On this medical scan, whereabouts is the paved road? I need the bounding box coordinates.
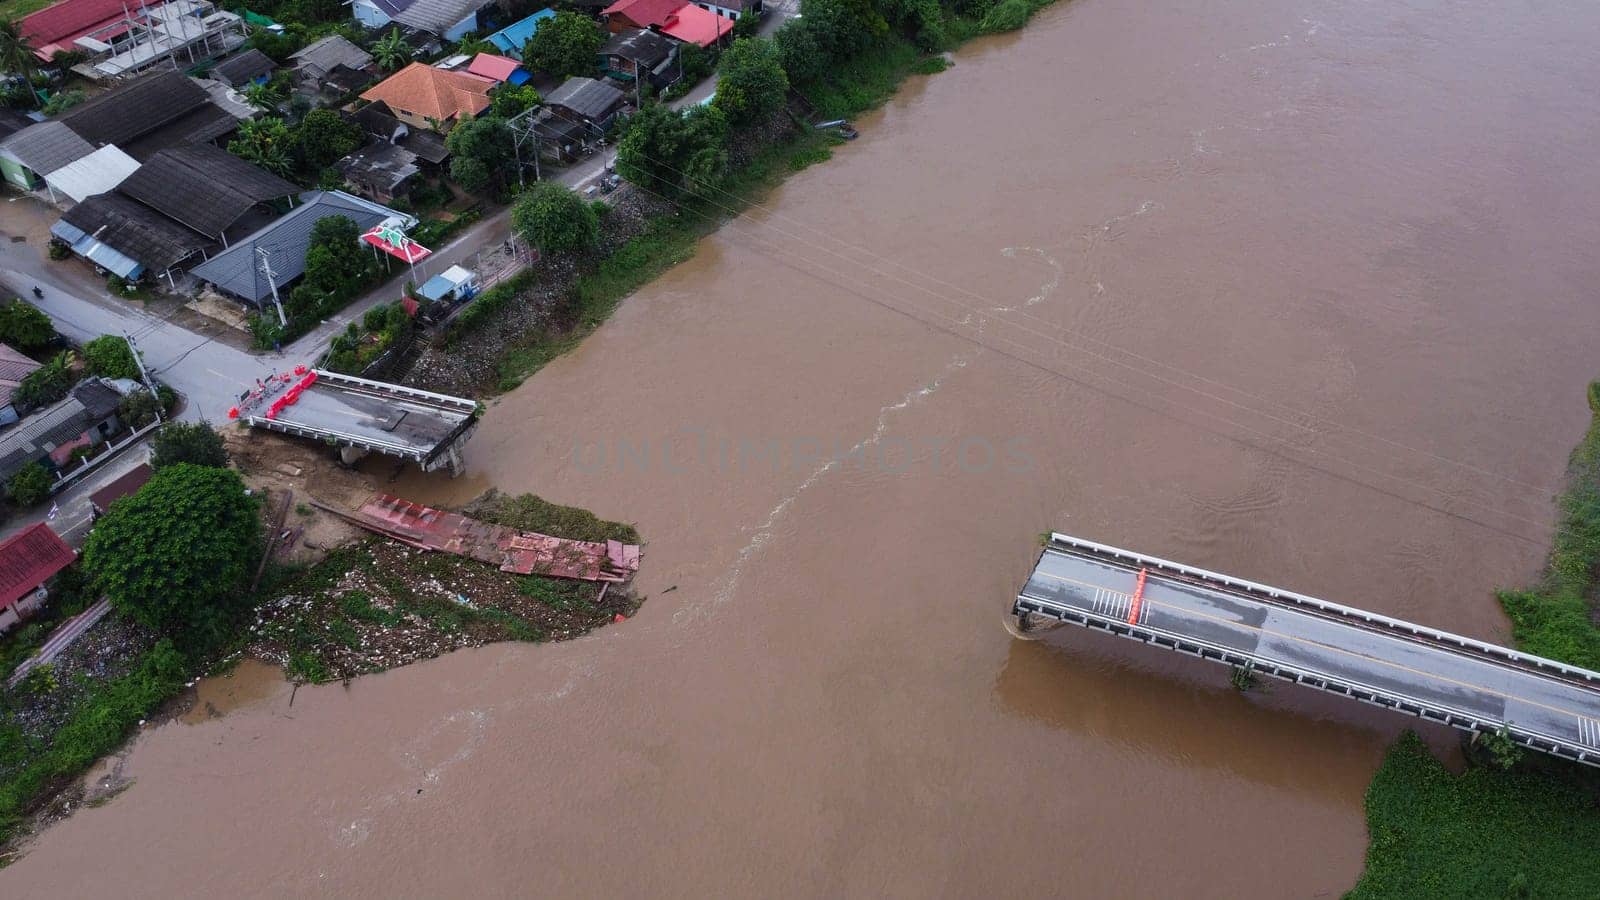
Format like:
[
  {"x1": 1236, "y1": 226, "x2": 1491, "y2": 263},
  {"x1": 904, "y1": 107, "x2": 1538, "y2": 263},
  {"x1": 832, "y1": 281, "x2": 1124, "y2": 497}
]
[{"x1": 1019, "y1": 544, "x2": 1600, "y2": 759}]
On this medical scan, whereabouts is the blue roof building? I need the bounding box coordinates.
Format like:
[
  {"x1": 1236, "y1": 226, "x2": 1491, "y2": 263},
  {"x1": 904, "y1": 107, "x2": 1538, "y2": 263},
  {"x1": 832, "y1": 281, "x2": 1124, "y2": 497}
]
[{"x1": 484, "y1": 9, "x2": 556, "y2": 60}]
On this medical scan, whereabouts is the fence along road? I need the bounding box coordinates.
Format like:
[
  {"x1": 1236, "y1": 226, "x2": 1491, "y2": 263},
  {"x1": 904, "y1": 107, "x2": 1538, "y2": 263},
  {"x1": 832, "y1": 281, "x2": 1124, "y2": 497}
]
[{"x1": 1013, "y1": 533, "x2": 1600, "y2": 766}]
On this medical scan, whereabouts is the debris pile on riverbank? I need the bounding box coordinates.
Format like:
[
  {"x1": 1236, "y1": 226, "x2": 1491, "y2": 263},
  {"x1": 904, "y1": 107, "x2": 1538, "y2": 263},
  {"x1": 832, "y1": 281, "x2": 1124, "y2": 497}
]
[
  {"x1": 404, "y1": 188, "x2": 677, "y2": 395},
  {"x1": 249, "y1": 538, "x2": 639, "y2": 683}
]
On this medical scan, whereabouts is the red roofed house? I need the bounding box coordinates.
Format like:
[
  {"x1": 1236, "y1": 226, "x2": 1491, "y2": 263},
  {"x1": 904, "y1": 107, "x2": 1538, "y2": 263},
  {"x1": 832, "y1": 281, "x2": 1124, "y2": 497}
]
[
  {"x1": 658, "y1": 4, "x2": 733, "y2": 48},
  {"x1": 0, "y1": 523, "x2": 76, "y2": 635},
  {"x1": 601, "y1": 0, "x2": 686, "y2": 33},
  {"x1": 465, "y1": 53, "x2": 530, "y2": 85},
  {"x1": 19, "y1": 0, "x2": 131, "y2": 61},
  {"x1": 360, "y1": 61, "x2": 495, "y2": 132}
]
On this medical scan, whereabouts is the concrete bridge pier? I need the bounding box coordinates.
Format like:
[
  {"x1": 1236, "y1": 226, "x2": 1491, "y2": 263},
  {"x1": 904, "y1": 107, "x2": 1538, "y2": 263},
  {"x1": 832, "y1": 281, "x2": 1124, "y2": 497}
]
[{"x1": 339, "y1": 445, "x2": 370, "y2": 466}]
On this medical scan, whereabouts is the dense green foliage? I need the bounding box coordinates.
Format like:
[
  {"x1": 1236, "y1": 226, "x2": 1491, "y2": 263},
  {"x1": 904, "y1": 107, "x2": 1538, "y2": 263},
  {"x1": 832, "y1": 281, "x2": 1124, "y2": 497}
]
[
  {"x1": 82, "y1": 464, "x2": 260, "y2": 652},
  {"x1": 713, "y1": 38, "x2": 789, "y2": 125},
  {"x1": 150, "y1": 422, "x2": 229, "y2": 470},
  {"x1": 325, "y1": 301, "x2": 413, "y2": 374},
  {"x1": 5, "y1": 461, "x2": 49, "y2": 506},
  {"x1": 472, "y1": 490, "x2": 639, "y2": 544},
  {"x1": 615, "y1": 103, "x2": 729, "y2": 199},
  {"x1": 491, "y1": 83, "x2": 543, "y2": 118},
  {"x1": 12, "y1": 350, "x2": 73, "y2": 409},
  {"x1": 512, "y1": 182, "x2": 599, "y2": 256},
  {"x1": 371, "y1": 27, "x2": 413, "y2": 72},
  {"x1": 446, "y1": 270, "x2": 536, "y2": 340},
  {"x1": 0, "y1": 18, "x2": 39, "y2": 108},
  {"x1": 289, "y1": 215, "x2": 383, "y2": 320},
  {"x1": 1497, "y1": 382, "x2": 1600, "y2": 669},
  {"x1": 290, "y1": 109, "x2": 363, "y2": 173},
  {"x1": 1349, "y1": 732, "x2": 1600, "y2": 898},
  {"x1": 0, "y1": 299, "x2": 55, "y2": 352},
  {"x1": 81, "y1": 335, "x2": 139, "y2": 381},
  {"x1": 0, "y1": 640, "x2": 189, "y2": 844},
  {"x1": 522, "y1": 11, "x2": 603, "y2": 80}
]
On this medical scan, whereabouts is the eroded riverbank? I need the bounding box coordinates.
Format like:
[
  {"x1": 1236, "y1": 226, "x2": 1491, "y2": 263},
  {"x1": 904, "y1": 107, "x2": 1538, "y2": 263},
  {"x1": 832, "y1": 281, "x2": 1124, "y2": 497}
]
[{"x1": 7, "y1": 0, "x2": 1600, "y2": 895}]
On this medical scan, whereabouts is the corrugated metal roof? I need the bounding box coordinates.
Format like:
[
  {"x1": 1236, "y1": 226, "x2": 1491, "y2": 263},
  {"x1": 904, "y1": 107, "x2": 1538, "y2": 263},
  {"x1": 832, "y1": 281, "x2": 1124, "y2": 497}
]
[
  {"x1": 602, "y1": 27, "x2": 674, "y2": 67},
  {"x1": 190, "y1": 191, "x2": 414, "y2": 305},
  {"x1": 0, "y1": 344, "x2": 42, "y2": 411},
  {"x1": 59, "y1": 191, "x2": 211, "y2": 273},
  {"x1": 0, "y1": 393, "x2": 92, "y2": 478},
  {"x1": 290, "y1": 35, "x2": 375, "y2": 77},
  {"x1": 43, "y1": 144, "x2": 140, "y2": 202},
  {"x1": 59, "y1": 70, "x2": 209, "y2": 148},
  {"x1": 485, "y1": 8, "x2": 555, "y2": 57},
  {"x1": 210, "y1": 48, "x2": 277, "y2": 87},
  {"x1": 466, "y1": 53, "x2": 523, "y2": 83},
  {"x1": 546, "y1": 77, "x2": 625, "y2": 122},
  {"x1": 392, "y1": 0, "x2": 482, "y2": 35},
  {"x1": 117, "y1": 143, "x2": 299, "y2": 238},
  {"x1": 0, "y1": 121, "x2": 94, "y2": 175},
  {"x1": 337, "y1": 141, "x2": 420, "y2": 193},
  {"x1": 0, "y1": 524, "x2": 75, "y2": 612}
]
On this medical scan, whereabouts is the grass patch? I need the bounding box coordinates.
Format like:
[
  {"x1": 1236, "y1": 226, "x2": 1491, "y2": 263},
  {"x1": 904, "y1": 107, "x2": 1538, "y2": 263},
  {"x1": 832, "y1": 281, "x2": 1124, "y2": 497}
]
[
  {"x1": 1355, "y1": 383, "x2": 1600, "y2": 895},
  {"x1": 796, "y1": 36, "x2": 926, "y2": 120},
  {"x1": 468, "y1": 490, "x2": 639, "y2": 544},
  {"x1": 516, "y1": 575, "x2": 597, "y2": 613},
  {"x1": 1496, "y1": 381, "x2": 1600, "y2": 669},
  {"x1": 0, "y1": 0, "x2": 52, "y2": 21},
  {"x1": 0, "y1": 641, "x2": 189, "y2": 845},
  {"x1": 1348, "y1": 732, "x2": 1600, "y2": 898}
]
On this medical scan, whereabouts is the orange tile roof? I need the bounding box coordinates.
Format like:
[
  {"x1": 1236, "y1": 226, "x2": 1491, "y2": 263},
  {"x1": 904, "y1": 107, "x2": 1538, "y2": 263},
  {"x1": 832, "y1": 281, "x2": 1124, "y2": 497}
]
[{"x1": 360, "y1": 62, "x2": 494, "y2": 125}]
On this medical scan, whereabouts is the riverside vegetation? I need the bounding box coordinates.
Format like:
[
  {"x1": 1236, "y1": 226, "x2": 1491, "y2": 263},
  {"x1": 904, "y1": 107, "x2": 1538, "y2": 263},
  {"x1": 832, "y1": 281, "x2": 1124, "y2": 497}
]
[{"x1": 1349, "y1": 383, "x2": 1600, "y2": 898}]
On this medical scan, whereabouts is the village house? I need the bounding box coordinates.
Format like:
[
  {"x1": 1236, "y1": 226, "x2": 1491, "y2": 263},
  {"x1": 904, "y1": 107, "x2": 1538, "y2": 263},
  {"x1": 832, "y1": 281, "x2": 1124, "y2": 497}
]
[
  {"x1": 288, "y1": 35, "x2": 378, "y2": 105},
  {"x1": 360, "y1": 62, "x2": 494, "y2": 132},
  {"x1": 208, "y1": 48, "x2": 278, "y2": 89},
  {"x1": 483, "y1": 8, "x2": 555, "y2": 60},
  {"x1": 0, "y1": 378, "x2": 125, "y2": 486},
  {"x1": 466, "y1": 53, "x2": 531, "y2": 86},
  {"x1": 348, "y1": 100, "x2": 451, "y2": 171},
  {"x1": 189, "y1": 190, "x2": 415, "y2": 308},
  {"x1": 544, "y1": 76, "x2": 627, "y2": 133},
  {"x1": 0, "y1": 524, "x2": 76, "y2": 637},
  {"x1": 657, "y1": 4, "x2": 733, "y2": 47},
  {"x1": 601, "y1": 0, "x2": 682, "y2": 32},
  {"x1": 361, "y1": 0, "x2": 495, "y2": 42},
  {"x1": 337, "y1": 142, "x2": 420, "y2": 204},
  {"x1": 599, "y1": 28, "x2": 678, "y2": 90},
  {"x1": 0, "y1": 344, "x2": 43, "y2": 427}
]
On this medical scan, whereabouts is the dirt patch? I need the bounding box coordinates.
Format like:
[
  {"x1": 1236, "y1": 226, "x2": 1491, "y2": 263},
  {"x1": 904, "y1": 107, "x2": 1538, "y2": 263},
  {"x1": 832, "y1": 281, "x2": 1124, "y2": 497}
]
[{"x1": 221, "y1": 426, "x2": 377, "y2": 566}]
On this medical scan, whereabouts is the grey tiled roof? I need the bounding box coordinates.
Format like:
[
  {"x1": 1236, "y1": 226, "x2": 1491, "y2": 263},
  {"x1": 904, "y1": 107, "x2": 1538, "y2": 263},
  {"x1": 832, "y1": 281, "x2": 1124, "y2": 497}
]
[
  {"x1": 117, "y1": 144, "x2": 299, "y2": 238},
  {"x1": 0, "y1": 121, "x2": 93, "y2": 175},
  {"x1": 291, "y1": 36, "x2": 375, "y2": 78},
  {"x1": 601, "y1": 28, "x2": 674, "y2": 68},
  {"x1": 337, "y1": 141, "x2": 420, "y2": 193},
  {"x1": 190, "y1": 191, "x2": 409, "y2": 305}
]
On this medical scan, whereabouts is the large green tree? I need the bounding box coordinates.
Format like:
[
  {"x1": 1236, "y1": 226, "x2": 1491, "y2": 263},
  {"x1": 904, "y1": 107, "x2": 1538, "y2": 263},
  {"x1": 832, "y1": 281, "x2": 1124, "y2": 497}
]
[
  {"x1": 290, "y1": 108, "x2": 363, "y2": 174},
  {"x1": 0, "y1": 299, "x2": 55, "y2": 351},
  {"x1": 616, "y1": 103, "x2": 729, "y2": 199},
  {"x1": 445, "y1": 113, "x2": 514, "y2": 195},
  {"x1": 82, "y1": 464, "x2": 261, "y2": 651},
  {"x1": 712, "y1": 38, "x2": 789, "y2": 126},
  {"x1": 6, "y1": 462, "x2": 50, "y2": 506},
  {"x1": 522, "y1": 11, "x2": 602, "y2": 80},
  {"x1": 13, "y1": 350, "x2": 74, "y2": 409},
  {"x1": 82, "y1": 335, "x2": 140, "y2": 380},
  {"x1": 150, "y1": 422, "x2": 229, "y2": 470},
  {"x1": 512, "y1": 182, "x2": 598, "y2": 256}
]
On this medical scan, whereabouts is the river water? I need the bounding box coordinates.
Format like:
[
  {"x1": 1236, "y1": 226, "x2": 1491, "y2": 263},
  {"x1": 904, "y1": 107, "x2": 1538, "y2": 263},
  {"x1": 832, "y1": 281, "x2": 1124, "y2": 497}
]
[{"x1": 10, "y1": 0, "x2": 1600, "y2": 895}]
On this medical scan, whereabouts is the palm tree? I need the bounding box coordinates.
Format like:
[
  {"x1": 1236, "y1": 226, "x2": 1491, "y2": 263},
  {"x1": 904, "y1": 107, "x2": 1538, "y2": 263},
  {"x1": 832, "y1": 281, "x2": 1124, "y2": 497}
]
[
  {"x1": 0, "y1": 18, "x2": 41, "y2": 107},
  {"x1": 242, "y1": 80, "x2": 283, "y2": 111},
  {"x1": 372, "y1": 28, "x2": 413, "y2": 72}
]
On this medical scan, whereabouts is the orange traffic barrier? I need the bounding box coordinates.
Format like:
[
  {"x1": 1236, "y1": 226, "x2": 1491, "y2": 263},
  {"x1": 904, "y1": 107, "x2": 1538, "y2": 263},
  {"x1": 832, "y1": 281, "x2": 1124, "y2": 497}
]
[{"x1": 1127, "y1": 568, "x2": 1148, "y2": 624}]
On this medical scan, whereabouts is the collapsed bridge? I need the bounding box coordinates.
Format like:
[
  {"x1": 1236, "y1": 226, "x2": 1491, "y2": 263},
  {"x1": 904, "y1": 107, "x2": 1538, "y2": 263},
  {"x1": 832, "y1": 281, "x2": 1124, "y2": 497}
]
[
  {"x1": 1013, "y1": 533, "x2": 1600, "y2": 767},
  {"x1": 234, "y1": 368, "x2": 479, "y2": 476}
]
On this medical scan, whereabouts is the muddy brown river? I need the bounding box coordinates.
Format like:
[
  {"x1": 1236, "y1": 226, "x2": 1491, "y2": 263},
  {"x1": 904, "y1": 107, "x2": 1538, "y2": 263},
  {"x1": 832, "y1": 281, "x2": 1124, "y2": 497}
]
[{"x1": 10, "y1": 0, "x2": 1600, "y2": 895}]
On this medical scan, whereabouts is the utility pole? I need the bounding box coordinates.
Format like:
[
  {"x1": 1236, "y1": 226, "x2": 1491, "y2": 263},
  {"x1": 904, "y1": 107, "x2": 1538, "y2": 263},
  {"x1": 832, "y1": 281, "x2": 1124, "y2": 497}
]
[
  {"x1": 257, "y1": 246, "x2": 286, "y2": 327},
  {"x1": 123, "y1": 330, "x2": 162, "y2": 424}
]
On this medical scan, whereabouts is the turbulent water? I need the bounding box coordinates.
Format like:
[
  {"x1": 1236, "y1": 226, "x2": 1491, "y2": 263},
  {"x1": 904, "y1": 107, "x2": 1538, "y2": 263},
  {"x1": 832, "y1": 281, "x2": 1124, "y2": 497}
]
[{"x1": 10, "y1": 0, "x2": 1600, "y2": 895}]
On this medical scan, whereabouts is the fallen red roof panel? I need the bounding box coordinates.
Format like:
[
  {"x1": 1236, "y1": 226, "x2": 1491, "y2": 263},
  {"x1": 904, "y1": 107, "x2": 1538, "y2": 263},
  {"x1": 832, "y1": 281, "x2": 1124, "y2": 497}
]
[{"x1": 0, "y1": 523, "x2": 76, "y2": 611}]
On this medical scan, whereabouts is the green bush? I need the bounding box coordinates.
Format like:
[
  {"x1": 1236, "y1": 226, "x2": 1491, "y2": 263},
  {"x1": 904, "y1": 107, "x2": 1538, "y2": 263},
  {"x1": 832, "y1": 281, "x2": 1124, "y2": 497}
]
[
  {"x1": 979, "y1": 0, "x2": 1036, "y2": 32},
  {"x1": 82, "y1": 334, "x2": 140, "y2": 380},
  {"x1": 0, "y1": 299, "x2": 56, "y2": 352},
  {"x1": 512, "y1": 182, "x2": 599, "y2": 257},
  {"x1": 150, "y1": 422, "x2": 229, "y2": 470},
  {"x1": 6, "y1": 461, "x2": 51, "y2": 506},
  {"x1": 470, "y1": 489, "x2": 638, "y2": 544}
]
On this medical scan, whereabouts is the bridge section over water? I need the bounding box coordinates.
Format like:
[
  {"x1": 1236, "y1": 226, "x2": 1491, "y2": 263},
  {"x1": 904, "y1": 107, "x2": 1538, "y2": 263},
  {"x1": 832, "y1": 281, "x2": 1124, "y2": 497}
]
[
  {"x1": 1014, "y1": 534, "x2": 1600, "y2": 767},
  {"x1": 240, "y1": 369, "x2": 479, "y2": 475}
]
